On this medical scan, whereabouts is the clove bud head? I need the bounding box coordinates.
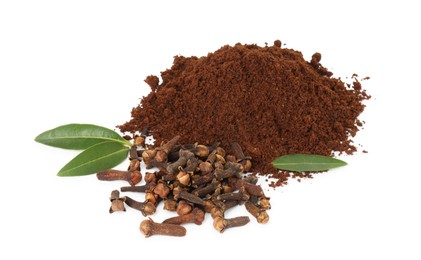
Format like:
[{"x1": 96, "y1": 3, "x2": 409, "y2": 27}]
[
  {"x1": 129, "y1": 170, "x2": 142, "y2": 186},
  {"x1": 257, "y1": 211, "x2": 270, "y2": 224},
  {"x1": 213, "y1": 217, "x2": 225, "y2": 233},
  {"x1": 153, "y1": 181, "x2": 170, "y2": 199},
  {"x1": 177, "y1": 200, "x2": 193, "y2": 216},
  {"x1": 195, "y1": 145, "x2": 209, "y2": 158},
  {"x1": 155, "y1": 150, "x2": 168, "y2": 163},
  {"x1": 164, "y1": 199, "x2": 177, "y2": 211},
  {"x1": 134, "y1": 136, "x2": 146, "y2": 147},
  {"x1": 199, "y1": 161, "x2": 213, "y2": 175},
  {"x1": 143, "y1": 202, "x2": 157, "y2": 216},
  {"x1": 144, "y1": 172, "x2": 157, "y2": 184},
  {"x1": 177, "y1": 171, "x2": 191, "y2": 186},
  {"x1": 240, "y1": 159, "x2": 252, "y2": 172}
]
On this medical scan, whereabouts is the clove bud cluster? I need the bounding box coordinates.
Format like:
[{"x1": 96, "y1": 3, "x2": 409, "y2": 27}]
[{"x1": 101, "y1": 132, "x2": 270, "y2": 237}]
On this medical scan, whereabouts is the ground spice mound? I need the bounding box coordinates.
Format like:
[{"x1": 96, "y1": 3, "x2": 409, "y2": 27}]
[{"x1": 119, "y1": 41, "x2": 369, "y2": 180}]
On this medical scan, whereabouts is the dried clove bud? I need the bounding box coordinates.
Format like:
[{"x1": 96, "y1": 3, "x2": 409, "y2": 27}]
[
  {"x1": 241, "y1": 181, "x2": 265, "y2": 197},
  {"x1": 124, "y1": 196, "x2": 156, "y2": 216},
  {"x1": 217, "y1": 191, "x2": 249, "y2": 202},
  {"x1": 163, "y1": 207, "x2": 205, "y2": 225},
  {"x1": 120, "y1": 184, "x2": 150, "y2": 193},
  {"x1": 210, "y1": 200, "x2": 238, "y2": 219},
  {"x1": 155, "y1": 135, "x2": 180, "y2": 162},
  {"x1": 176, "y1": 190, "x2": 205, "y2": 206},
  {"x1": 167, "y1": 149, "x2": 195, "y2": 174},
  {"x1": 140, "y1": 218, "x2": 186, "y2": 237},
  {"x1": 109, "y1": 190, "x2": 126, "y2": 213},
  {"x1": 213, "y1": 216, "x2": 250, "y2": 233},
  {"x1": 245, "y1": 201, "x2": 269, "y2": 224},
  {"x1": 230, "y1": 142, "x2": 252, "y2": 172},
  {"x1": 97, "y1": 169, "x2": 142, "y2": 186}
]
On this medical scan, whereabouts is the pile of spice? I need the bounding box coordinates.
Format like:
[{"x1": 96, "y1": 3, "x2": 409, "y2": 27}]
[
  {"x1": 119, "y1": 40, "x2": 370, "y2": 185},
  {"x1": 99, "y1": 135, "x2": 270, "y2": 237}
]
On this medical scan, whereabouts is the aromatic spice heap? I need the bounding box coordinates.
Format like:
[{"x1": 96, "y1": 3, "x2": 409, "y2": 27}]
[
  {"x1": 98, "y1": 135, "x2": 270, "y2": 237},
  {"x1": 119, "y1": 40, "x2": 369, "y2": 184}
]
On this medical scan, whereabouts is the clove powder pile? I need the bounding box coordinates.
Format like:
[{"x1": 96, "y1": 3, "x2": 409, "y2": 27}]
[{"x1": 119, "y1": 41, "x2": 369, "y2": 183}]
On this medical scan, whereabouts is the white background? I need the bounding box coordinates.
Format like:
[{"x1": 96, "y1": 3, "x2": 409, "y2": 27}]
[{"x1": 1, "y1": 1, "x2": 420, "y2": 259}]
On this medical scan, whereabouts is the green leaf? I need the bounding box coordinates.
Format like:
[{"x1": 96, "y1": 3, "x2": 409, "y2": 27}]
[
  {"x1": 272, "y1": 154, "x2": 347, "y2": 172},
  {"x1": 57, "y1": 141, "x2": 129, "y2": 176},
  {"x1": 35, "y1": 124, "x2": 131, "y2": 149}
]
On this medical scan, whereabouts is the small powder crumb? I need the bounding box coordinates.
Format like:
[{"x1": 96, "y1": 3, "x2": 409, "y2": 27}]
[
  {"x1": 144, "y1": 75, "x2": 160, "y2": 92},
  {"x1": 274, "y1": 39, "x2": 282, "y2": 48}
]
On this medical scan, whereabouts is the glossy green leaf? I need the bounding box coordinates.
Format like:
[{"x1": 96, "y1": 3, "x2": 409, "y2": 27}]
[
  {"x1": 272, "y1": 154, "x2": 347, "y2": 172},
  {"x1": 35, "y1": 124, "x2": 131, "y2": 149},
  {"x1": 57, "y1": 141, "x2": 129, "y2": 176}
]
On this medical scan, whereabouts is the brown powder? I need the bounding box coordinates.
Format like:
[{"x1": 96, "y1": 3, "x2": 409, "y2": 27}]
[{"x1": 119, "y1": 41, "x2": 369, "y2": 182}]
